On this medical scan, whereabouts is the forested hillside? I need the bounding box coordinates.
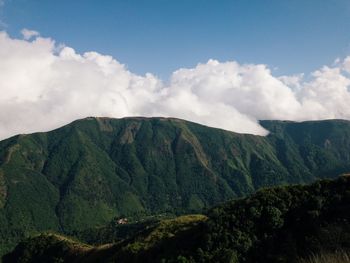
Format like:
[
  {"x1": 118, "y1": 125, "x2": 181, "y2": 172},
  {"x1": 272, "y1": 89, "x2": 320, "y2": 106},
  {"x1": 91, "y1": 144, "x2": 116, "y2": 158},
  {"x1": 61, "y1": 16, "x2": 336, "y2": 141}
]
[
  {"x1": 5, "y1": 176, "x2": 350, "y2": 263},
  {"x1": 1, "y1": 117, "x2": 350, "y2": 256}
]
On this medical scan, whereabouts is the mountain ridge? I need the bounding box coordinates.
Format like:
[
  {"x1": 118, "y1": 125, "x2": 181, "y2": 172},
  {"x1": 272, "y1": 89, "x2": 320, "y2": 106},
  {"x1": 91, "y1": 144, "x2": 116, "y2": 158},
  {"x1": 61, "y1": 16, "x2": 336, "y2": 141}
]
[{"x1": 1, "y1": 117, "x2": 350, "y2": 257}]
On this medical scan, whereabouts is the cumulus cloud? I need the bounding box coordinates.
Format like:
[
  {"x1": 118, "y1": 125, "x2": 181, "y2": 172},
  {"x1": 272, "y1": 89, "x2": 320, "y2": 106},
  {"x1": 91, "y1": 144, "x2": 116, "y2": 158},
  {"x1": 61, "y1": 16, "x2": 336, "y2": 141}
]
[
  {"x1": 1, "y1": 30, "x2": 350, "y2": 139},
  {"x1": 21, "y1": 28, "x2": 40, "y2": 40}
]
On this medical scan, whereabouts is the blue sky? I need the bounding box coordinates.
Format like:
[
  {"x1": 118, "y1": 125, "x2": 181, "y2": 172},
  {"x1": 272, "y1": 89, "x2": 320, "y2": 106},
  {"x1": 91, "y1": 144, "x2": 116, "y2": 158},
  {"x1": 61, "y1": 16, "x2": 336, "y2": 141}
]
[
  {"x1": 2, "y1": 0, "x2": 350, "y2": 78},
  {"x1": 2, "y1": 0, "x2": 350, "y2": 139}
]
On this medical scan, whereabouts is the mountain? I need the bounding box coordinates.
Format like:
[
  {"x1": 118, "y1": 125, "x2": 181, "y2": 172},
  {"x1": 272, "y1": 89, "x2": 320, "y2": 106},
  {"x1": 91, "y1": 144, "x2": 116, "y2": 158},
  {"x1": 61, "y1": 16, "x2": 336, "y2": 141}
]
[
  {"x1": 5, "y1": 176, "x2": 350, "y2": 263},
  {"x1": 1, "y1": 117, "x2": 350, "y2": 256}
]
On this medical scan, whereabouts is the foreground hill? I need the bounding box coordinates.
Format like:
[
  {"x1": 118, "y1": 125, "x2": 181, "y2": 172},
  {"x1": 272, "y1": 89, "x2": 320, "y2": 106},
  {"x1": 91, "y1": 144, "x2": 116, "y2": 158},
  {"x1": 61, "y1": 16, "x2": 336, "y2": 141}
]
[
  {"x1": 5, "y1": 176, "x2": 350, "y2": 263},
  {"x1": 1, "y1": 117, "x2": 350, "y2": 256}
]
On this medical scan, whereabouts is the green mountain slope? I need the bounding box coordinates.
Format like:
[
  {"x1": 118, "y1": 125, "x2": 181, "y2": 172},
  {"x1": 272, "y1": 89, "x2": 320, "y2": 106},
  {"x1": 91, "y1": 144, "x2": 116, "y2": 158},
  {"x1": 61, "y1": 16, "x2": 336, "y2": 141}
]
[
  {"x1": 5, "y1": 176, "x2": 350, "y2": 263},
  {"x1": 1, "y1": 117, "x2": 350, "y2": 256}
]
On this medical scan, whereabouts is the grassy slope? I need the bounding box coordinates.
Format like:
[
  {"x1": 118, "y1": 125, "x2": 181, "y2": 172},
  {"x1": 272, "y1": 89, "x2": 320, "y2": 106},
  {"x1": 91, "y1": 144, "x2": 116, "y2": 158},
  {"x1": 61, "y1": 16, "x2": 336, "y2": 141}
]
[
  {"x1": 1, "y1": 118, "x2": 350, "y2": 256},
  {"x1": 298, "y1": 251, "x2": 350, "y2": 263},
  {"x1": 3, "y1": 214, "x2": 207, "y2": 263},
  {"x1": 5, "y1": 176, "x2": 350, "y2": 263}
]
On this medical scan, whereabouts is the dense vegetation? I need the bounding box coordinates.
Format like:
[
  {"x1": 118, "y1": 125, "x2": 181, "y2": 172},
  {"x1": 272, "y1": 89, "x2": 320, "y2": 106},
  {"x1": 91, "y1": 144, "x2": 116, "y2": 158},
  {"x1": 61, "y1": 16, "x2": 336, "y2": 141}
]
[
  {"x1": 5, "y1": 176, "x2": 350, "y2": 263},
  {"x1": 1, "y1": 117, "x2": 350, "y2": 257},
  {"x1": 298, "y1": 251, "x2": 350, "y2": 263}
]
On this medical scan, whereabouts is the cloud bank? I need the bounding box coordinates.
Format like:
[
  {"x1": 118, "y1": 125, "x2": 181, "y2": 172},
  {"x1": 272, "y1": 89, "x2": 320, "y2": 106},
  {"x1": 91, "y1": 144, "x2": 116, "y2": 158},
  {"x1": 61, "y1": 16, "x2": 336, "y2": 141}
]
[{"x1": 1, "y1": 30, "x2": 350, "y2": 139}]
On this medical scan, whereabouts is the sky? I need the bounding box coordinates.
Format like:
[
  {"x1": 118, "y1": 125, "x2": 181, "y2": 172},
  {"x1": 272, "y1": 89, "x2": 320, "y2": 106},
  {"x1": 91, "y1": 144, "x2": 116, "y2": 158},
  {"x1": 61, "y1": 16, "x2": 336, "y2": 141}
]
[
  {"x1": 3, "y1": 0, "x2": 350, "y2": 78},
  {"x1": 1, "y1": 0, "x2": 350, "y2": 139}
]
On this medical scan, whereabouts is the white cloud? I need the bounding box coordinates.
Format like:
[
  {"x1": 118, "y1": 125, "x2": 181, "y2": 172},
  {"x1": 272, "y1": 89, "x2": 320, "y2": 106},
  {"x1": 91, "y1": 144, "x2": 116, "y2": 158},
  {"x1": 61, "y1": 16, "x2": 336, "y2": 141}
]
[
  {"x1": 1, "y1": 30, "x2": 350, "y2": 140},
  {"x1": 21, "y1": 28, "x2": 40, "y2": 40}
]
